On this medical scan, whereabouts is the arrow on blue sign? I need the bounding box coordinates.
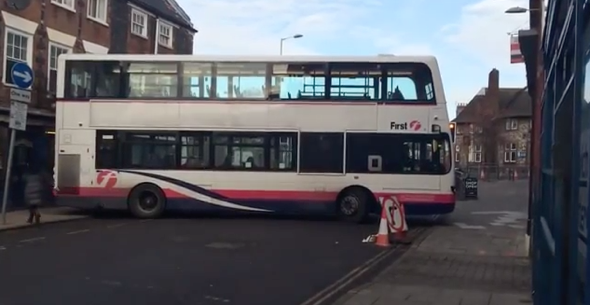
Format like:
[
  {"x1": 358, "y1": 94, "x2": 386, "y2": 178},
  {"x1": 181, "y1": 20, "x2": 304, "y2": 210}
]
[{"x1": 10, "y1": 62, "x2": 33, "y2": 89}]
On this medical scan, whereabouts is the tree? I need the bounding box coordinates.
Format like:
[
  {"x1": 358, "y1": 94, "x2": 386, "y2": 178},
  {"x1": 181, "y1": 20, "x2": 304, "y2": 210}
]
[{"x1": 467, "y1": 97, "x2": 504, "y2": 165}]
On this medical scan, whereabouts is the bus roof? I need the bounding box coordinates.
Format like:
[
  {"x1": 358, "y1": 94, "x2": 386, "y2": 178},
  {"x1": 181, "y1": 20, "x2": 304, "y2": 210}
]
[{"x1": 59, "y1": 54, "x2": 439, "y2": 65}]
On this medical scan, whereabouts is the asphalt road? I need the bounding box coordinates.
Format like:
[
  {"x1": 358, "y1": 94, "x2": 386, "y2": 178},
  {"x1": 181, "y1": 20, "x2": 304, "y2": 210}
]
[
  {"x1": 451, "y1": 180, "x2": 529, "y2": 227},
  {"x1": 0, "y1": 215, "x2": 430, "y2": 305}
]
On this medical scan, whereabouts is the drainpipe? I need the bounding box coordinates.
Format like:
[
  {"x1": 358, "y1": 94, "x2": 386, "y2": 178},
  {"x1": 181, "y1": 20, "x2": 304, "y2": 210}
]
[{"x1": 154, "y1": 18, "x2": 160, "y2": 54}]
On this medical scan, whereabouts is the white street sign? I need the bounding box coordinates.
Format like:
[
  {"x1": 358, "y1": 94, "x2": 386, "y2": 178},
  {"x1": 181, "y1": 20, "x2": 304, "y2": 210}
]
[
  {"x1": 10, "y1": 88, "x2": 31, "y2": 103},
  {"x1": 9, "y1": 100, "x2": 28, "y2": 131}
]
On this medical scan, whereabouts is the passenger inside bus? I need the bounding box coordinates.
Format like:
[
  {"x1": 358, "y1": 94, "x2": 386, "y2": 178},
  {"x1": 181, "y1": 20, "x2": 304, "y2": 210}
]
[{"x1": 387, "y1": 86, "x2": 406, "y2": 100}]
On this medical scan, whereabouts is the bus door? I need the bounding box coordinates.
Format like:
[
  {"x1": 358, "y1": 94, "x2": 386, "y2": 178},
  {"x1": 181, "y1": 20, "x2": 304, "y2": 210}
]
[{"x1": 55, "y1": 129, "x2": 95, "y2": 194}]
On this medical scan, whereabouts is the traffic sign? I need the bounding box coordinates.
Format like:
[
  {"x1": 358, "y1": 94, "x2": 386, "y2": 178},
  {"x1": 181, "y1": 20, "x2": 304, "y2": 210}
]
[
  {"x1": 10, "y1": 62, "x2": 33, "y2": 88},
  {"x1": 10, "y1": 88, "x2": 31, "y2": 103},
  {"x1": 9, "y1": 100, "x2": 27, "y2": 131}
]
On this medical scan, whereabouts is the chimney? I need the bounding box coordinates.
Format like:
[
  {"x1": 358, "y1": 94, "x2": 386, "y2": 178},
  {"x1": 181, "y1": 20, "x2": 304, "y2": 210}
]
[
  {"x1": 456, "y1": 103, "x2": 467, "y2": 117},
  {"x1": 487, "y1": 68, "x2": 500, "y2": 96},
  {"x1": 485, "y1": 68, "x2": 500, "y2": 113}
]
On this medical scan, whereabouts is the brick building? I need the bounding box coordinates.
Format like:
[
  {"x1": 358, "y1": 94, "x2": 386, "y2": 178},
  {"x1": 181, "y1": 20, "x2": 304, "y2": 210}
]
[
  {"x1": 452, "y1": 69, "x2": 532, "y2": 176},
  {"x1": 0, "y1": 0, "x2": 196, "y2": 207}
]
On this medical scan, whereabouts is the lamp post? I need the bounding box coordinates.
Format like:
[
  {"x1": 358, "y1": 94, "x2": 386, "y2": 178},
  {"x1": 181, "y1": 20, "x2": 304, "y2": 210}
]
[
  {"x1": 279, "y1": 34, "x2": 303, "y2": 55},
  {"x1": 505, "y1": 3, "x2": 546, "y2": 259}
]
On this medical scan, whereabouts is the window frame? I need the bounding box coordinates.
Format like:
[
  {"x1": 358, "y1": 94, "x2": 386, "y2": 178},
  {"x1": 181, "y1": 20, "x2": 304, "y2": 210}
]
[
  {"x1": 3, "y1": 28, "x2": 33, "y2": 88},
  {"x1": 130, "y1": 9, "x2": 148, "y2": 38},
  {"x1": 505, "y1": 118, "x2": 518, "y2": 130},
  {"x1": 474, "y1": 144, "x2": 482, "y2": 163},
  {"x1": 158, "y1": 21, "x2": 174, "y2": 48},
  {"x1": 473, "y1": 152, "x2": 482, "y2": 163},
  {"x1": 51, "y1": 0, "x2": 75, "y2": 11},
  {"x1": 87, "y1": 0, "x2": 108, "y2": 24},
  {"x1": 47, "y1": 42, "x2": 71, "y2": 92},
  {"x1": 503, "y1": 142, "x2": 518, "y2": 163}
]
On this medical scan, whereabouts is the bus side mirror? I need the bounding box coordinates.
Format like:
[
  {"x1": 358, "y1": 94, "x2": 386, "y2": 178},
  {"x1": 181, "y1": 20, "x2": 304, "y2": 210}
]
[{"x1": 449, "y1": 123, "x2": 456, "y2": 142}]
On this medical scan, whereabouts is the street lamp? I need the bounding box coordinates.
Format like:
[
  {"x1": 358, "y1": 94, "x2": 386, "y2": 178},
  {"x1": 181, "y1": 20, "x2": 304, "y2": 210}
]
[
  {"x1": 504, "y1": 6, "x2": 546, "y2": 14},
  {"x1": 279, "y1": 34, "x2": 303, "y2": 55},
  {"x1": 504, "y1": 6, "x2": 546, "y2": 35},
  {"x1": 505, "y1": 6, "x2": 529, "y2": 14}
]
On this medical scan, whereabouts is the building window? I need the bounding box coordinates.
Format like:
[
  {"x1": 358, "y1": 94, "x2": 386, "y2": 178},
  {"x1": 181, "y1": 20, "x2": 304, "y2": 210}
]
[
  {"x1": 4, "y1": 30, "x2": 31, "y2": 87},
  {"x1": 455, "y1": 152, "x2": 460, "y2": 163},
  {"x1": 456, "y1": 124, "x2": 462, "y2": 134},
  {"x1": 131, "y1": 9, "x2": 148, "y2": 37},
  {"x1": 505, "y1": 118, "x2": 518, "y2": 130},
  {"x1": 473, "y1": 144, "x2": 482, "y2": 163},
  {"x1": 48, "y1": 43, "x2": 70, "y2": 92},
  {"x1": 51, "y1": 0, "x2": 75, "y2": 10},
  {"x1": 87, "y1": 0, "x2": 108, "y2": 23},
  {"x1": 504, "y1": 143, "x2": 517, "y2": 163},
  {"x1": 158, "y1": 22, "x2": 173, "y2": 48}
]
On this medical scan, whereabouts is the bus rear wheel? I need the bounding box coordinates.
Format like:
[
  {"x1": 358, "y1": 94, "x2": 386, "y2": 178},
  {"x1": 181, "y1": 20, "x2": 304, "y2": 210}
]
[
  {"x1": 336, "y1": 188, "x2": 370, "y2": 223},
  {"x1": 128, "y1": 184, "x2": 166, "y2": 219}
]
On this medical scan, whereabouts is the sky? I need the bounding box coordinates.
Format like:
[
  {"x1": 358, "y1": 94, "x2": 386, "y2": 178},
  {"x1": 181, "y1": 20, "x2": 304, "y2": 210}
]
[{"x1": 177, "y1": 0, "x2": 533, "y2": 119}]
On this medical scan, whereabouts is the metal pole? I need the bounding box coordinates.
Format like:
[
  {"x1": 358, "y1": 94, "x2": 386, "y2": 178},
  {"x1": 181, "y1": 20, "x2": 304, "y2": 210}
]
[
  {"x1": 1, "y1": 129, "x2": 16, "y2": 224},
  {"x1": 154, "y1": 18, "x2": 160, "y2": 54},
  {"x1": 279, "y1": 38, "x2": 285, "y2": 55}
]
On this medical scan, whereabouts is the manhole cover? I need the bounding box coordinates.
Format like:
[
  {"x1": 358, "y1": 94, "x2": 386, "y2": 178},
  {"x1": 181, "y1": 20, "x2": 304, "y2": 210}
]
[{"x1": 205, "y1": 242, "x2": 244, "y2": 249}]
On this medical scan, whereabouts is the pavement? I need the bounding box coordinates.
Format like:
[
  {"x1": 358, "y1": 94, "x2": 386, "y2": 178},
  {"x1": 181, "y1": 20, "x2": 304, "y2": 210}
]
[
  {"x1": 0, "y1": 209, "x2": 433, "y2": 305},
  {"x1": 332, "y1": 180, "x2": 533, "y2": 305},
  {"x1": 0, "y1": 207, "x2": 88, "y2": 231}
]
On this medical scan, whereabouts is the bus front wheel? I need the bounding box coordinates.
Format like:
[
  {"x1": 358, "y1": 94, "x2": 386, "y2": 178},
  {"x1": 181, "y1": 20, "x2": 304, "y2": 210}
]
[
  {"x1": 128, "y1": 184, "x2": 166, "y2": 219},
  {"x1": 336, "y1": 187, "x2": 370, "y2": 223}
]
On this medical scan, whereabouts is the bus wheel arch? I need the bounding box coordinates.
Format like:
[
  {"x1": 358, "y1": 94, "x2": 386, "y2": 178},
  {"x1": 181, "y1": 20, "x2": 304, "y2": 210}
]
[
  {"x1": 335, "y1": 185, "x2": 376, "y2": 223},
  {"x1": 127, "y1": 183, "x2": 167, "y2": 219}
]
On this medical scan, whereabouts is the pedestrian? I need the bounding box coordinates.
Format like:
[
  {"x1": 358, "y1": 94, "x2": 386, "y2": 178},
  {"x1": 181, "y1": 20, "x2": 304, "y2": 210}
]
[{"x1": 23, "y1": 166, "x2": 45, "y2": 224}]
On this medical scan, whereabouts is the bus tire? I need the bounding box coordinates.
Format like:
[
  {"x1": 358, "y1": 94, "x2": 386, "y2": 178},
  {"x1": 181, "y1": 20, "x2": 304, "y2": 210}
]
[
  {"x1": 128, "y1": 183, "x2": 166, "y2": 219},
  {"x1": 336, "y1": 187, "x2": 370, "y2": 223}
]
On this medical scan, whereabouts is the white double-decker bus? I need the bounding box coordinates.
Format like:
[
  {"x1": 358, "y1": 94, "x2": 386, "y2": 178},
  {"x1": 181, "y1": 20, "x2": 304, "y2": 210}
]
[{"x1": 54, "y1": 54, "x2": 455, "y2": 222}]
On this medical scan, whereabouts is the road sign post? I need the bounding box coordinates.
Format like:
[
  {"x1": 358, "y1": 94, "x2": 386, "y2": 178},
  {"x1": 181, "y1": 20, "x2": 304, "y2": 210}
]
[{"x1": 1, "y1": 63, "x2": 33, "y2": 224}]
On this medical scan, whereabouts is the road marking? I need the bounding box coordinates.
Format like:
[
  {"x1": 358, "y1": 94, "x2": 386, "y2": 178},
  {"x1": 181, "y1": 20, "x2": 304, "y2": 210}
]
[
  {"x1": 107, "y1": 223, "x2": 128, "y2": 229},
  {"x1": 67, "y1": 229, "x2": 89, "y2": 235},
  {"x1": 471, "y1": 211, "x2": 512, "y2": 215},
  {"x1": 204, "y1": 295, "x2": 230, "y2": 303},
  {"x1": 508, "y1": 224, "x2": 526, "y2": 229},
  {"x1": 19, "y1": 237, "x2": 45, "y2": 243},
  {"x1": 454, "y1": 222, "x2": 486, "y2": 230},
  {"x1": 0, "y1": 246, "x2": 6, "y2": 250}
]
